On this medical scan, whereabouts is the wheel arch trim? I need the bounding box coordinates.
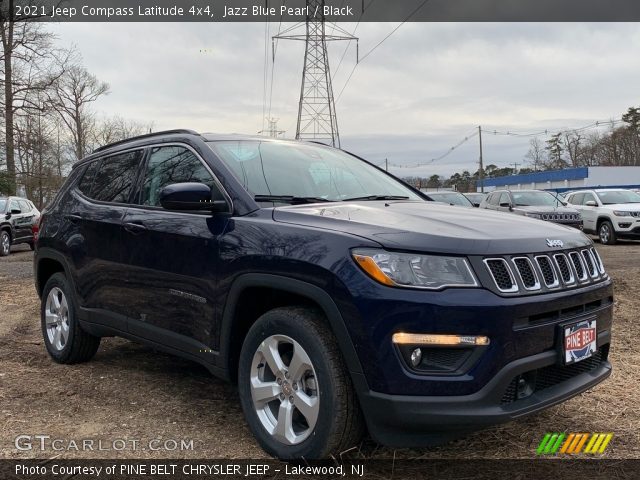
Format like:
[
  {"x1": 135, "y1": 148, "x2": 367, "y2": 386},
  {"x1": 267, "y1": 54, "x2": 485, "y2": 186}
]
[{"x1": 219, "y1": 273, "x2": 366, "y2": 386}]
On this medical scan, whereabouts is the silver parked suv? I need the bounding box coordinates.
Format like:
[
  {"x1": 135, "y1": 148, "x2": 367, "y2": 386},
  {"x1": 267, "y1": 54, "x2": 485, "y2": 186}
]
[{"x1": 564, "y1": 189, "x2": 640, "y2": 244}]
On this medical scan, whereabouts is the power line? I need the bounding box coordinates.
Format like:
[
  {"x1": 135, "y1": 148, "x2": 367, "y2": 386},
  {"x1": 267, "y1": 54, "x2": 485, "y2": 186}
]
[
  {"x1": 386, "y1": 129, "x2": 479, "y2": 169},
  {"x1": 481, "y1": 119, "x2": 624, "y2": 138},
  {"x1": 335, "y1": 0, "x2": 431, "y2": 103},
  {"x1": 267, "y1": 0, "x2": 286, "y2": 121}
]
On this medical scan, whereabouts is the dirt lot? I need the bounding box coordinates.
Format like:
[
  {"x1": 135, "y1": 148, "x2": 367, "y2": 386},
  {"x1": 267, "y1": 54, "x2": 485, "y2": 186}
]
[{"x1": 1, "y1": 241, "x2": 639, "y2": 460}]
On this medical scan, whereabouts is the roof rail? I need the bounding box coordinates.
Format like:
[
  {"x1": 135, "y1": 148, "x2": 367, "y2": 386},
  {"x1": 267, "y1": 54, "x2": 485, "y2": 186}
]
[{"x1": 92, "y1": 129, "x2": 199, "y2": 153}]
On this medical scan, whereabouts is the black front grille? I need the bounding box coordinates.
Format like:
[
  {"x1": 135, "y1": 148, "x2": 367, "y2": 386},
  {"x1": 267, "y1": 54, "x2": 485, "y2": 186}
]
[
  {"x1": 554, "y1": 254, "x2": 573, "y2": 283},
  {"x1": 582, "y1": 250, "x2": 596, "y2": 277},
  {"x1": 536, "y1": 256, "x2": 556, "y2": 286},
  {"x1": 501, "y1": 349, "x2": 606, "y2": 405},
  {"x1": 513, "y1": 258, "x2": 537, "y2": 289},
  {"x1": 569, "y1": 252, "x2": 586, "y2": 280},
  {"x1": 486, "y1": 259, "x2": 515, "y2": 291}
]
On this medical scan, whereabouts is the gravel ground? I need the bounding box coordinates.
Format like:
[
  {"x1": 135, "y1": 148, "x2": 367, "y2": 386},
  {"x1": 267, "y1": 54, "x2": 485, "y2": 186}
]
[{"x1": 0, "y1": 239, "x2": 638, "y2": 461}]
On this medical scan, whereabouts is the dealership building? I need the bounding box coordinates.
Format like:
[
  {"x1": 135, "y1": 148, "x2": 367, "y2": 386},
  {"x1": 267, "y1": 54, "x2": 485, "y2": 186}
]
[{"x1": 479, "y1": 166, "x2": 640, "y2": 193}]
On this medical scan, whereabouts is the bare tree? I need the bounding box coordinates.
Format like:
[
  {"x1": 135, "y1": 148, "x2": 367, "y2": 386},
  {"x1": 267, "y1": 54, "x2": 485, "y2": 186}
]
[
  {"x1": 88, "y1": 115, "x2": 152, "y2": 151},
  {"x1": 1, "y1": 5, "x2": 65, "y2": 194},
  {"x1": 50, "y1": 64, "x2": 110, "y2": 160},
  {"x1": 524, "y1": 138, "x2": 546, "y2": 171}
]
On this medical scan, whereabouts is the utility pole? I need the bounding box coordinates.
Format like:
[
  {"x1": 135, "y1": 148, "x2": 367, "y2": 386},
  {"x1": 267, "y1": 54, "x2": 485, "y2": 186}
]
[
  {"x1": 511, "y1": 162, "x2": 520, "y2": 174},
  {"x1": 478, "y1": 125, "x2": 484, "y2": 193},
  {"x1": 385, "y1": 158, "x2": 388, "y2": 171},
  {"x1": 274, "y1": 0, "x2": 357, "y2": 147}
]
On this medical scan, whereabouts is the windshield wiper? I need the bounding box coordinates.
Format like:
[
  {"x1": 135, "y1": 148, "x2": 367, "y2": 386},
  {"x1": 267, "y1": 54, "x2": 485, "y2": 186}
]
[
  {"x1": 341, "y1": 195, "x2": 410, "y2": 202},
  {"x1": 254, "y1": 195, "x2": 331, "y2": 205}
]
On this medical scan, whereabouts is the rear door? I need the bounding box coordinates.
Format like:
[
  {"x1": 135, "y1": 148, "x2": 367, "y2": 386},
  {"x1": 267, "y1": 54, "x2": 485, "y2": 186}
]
[
  {"x1": 68, "y1": 150, "x2": 144, "y2": 326},
  {"x1": 120, "y1": 144, "x2": 230, "y2": 357}
]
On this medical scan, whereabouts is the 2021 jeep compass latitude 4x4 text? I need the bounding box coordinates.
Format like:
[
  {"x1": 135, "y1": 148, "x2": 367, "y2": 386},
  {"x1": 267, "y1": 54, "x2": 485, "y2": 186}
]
[{"x1": 34, "y1": 130, "x2": 613, "y2": 459}]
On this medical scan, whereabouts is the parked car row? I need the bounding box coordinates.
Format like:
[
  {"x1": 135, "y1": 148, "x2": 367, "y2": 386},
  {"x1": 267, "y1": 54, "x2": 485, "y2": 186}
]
[
  {"x1": 460, "y1": 187, "x2": 640, "y2": 245},
  {"x1": 0, "y1": 196, "x2": 40, "y2": 256}
]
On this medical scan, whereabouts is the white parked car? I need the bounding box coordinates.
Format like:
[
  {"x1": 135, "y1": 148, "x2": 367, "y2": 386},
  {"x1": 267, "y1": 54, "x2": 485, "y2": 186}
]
[{"x1": 564, "y1": 189, "x2": 640, "y2": 244}]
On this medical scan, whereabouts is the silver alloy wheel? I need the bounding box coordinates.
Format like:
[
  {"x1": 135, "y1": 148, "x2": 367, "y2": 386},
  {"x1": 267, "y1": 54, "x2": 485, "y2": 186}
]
[
  {"x1": 599, "y1": 223, "x2": 610, "y2": 244},
  {"x1": 45, "y1": 287, "x2": 70, "y2": 351},
  {"x1": 250, "y1": 334, "x2": 319, "y2": 445},
  {"x1": 1, "y1": 234, "x2": 9, "y2": 255}
]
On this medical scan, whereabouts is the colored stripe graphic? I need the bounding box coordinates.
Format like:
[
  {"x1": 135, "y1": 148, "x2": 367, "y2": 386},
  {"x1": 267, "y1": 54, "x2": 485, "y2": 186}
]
[{"x1": 538, "y1": 433, "x2": 613, "y2": 455}]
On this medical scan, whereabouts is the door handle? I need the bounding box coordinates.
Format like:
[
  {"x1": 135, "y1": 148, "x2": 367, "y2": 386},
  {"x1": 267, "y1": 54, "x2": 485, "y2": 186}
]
[{"x1": 124, "y1": 222, "x2": 147, "y2": 234}]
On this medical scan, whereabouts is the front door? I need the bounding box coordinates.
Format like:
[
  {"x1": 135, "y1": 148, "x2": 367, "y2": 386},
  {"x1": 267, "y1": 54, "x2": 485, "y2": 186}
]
[{"x1": 120, "y1": 145, "x2": 229, "y2": 359}]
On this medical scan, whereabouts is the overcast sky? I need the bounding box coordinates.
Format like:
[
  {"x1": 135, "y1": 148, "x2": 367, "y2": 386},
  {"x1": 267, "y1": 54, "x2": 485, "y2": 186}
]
[{"x1": 50, "y1": 22, "x2": 640, "y2": 178}]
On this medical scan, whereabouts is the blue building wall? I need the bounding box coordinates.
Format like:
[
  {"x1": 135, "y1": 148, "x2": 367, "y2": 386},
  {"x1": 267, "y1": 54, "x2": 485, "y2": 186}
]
[{"x1": 481, "y1": 167, "x2": 588, "y2": 188}]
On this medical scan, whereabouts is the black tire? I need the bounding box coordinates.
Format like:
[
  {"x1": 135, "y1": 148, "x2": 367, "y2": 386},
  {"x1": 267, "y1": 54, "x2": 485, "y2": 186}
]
[
  {"x1": 0, "y1": 230, "x2": 10, "y2": 256},
  {"x1": 238, "y1": 306, "x2": 364, "y2": 459},
  {"x1": 41, "y1": 272, "x2": 101, "y2": 364},
  {"x1": 28, "y1": 241, "x2": 35, "y2": 251},
  {"x1": 598, "y1": 220, "x2": 617, "y2": 245}
]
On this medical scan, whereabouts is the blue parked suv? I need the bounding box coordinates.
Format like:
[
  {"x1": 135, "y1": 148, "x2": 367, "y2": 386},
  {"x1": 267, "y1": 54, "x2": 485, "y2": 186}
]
[{"x1": 34, "y1": 130, "x2": 613, "y2": 458}]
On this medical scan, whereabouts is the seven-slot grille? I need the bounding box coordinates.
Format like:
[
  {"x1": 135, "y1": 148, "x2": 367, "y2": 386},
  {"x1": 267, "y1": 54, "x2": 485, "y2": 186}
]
[
  {"x1": 540, "y1": 213, "x2": 581, "y2": 222},
  {"x1": 483, "y1": 247, "x2": 606, "y2": 294}
]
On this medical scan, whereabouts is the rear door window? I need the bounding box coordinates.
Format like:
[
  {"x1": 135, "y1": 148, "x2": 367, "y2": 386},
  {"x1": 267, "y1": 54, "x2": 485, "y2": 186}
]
[
  {"x1": 9, "y1": 200, "x2": 21, "y2": 213},
  {"x1": 18, "y1": 200, "x2": 31, "y2": 212},
  {"x1": 90, "y1": 151, "x2": 143, "y2": 203}
]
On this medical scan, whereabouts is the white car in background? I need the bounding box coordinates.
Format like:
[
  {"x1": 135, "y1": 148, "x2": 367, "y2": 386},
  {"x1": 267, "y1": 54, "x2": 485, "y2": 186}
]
[{"x1": 565, "y1": 189, "x2": 640, "y2": 244}]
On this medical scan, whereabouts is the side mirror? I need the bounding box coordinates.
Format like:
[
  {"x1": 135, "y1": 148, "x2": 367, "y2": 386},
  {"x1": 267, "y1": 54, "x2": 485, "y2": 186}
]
[
  {"x1": 585, "y1": 200, "x2": 597, "y2": 207},
  {"x1": 159, "y1": 182, "x2": 229, "y2": 212},
  {"x1": 499, "y1": 202, "x2": 512, "y2": 209},
  {"x1": 5, "y1": 212, "x2": 10, "y2": 220}
]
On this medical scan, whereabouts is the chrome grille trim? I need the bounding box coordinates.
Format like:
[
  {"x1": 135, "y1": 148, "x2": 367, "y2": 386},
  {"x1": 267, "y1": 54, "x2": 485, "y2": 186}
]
[
  {"x1": 553, "y1": 253, "x2": 576, "y2": 285},
  {"x1": 569, "y1": 251, "x2": 589, "y2": 282},
  {"x1": 512, "y1": 257, "x2": 541, "y2": 291},
  {"x1": 534, "y1": 255, "x2": 560, "y2": 288},
  {"x1": 581, "y1": 249, "x2": 599, "y2": 279},
  {"x1": 483, "y1": 258, "x2": 518, "y2": 293},
  {"x1": 590, "y1": 247, "x2": 606, "y2": 275}
]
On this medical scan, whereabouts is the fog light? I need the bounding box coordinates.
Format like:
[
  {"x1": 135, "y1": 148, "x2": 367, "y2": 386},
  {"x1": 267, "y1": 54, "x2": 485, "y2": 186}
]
[
  {"x1": 392, "y1": 333, "x2": 490, "y2": 346},
  {"x1": 410, "y1": 348, "x2": 422, "y2": 367}
]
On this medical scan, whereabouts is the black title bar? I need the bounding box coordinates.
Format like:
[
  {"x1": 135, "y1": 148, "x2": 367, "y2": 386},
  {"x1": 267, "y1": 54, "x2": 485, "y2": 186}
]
[{"x1": 4, "y1": 0, "x2": 640, "y2": 22}]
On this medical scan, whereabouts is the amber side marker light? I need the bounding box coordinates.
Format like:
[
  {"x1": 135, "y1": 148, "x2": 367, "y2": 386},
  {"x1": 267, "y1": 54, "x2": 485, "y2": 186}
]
[
  {"x1": 352, "y1": 254, "x2": 396, "y2": 286},
  {"x1": 392, "y1": 333, "x2": 490, "y2": 346}
]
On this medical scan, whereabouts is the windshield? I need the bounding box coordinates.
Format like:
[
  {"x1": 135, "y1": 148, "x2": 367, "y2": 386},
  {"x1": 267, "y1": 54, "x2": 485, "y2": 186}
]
[
  {"x1": 207, "y1": 141, "x2": 422, "y2": 202},
  {"x1": 0, "y1": 199, "x2": 6, "y2": 212},
  {"x1": 595, "y1": 190, "x2": 640, "y2": 205},
  {"x1": 511, "y1": 191, "x2": 559, "y2": 207},
  {"x1": 429, "y1": 192, "x2": 472, "y2": 206}
]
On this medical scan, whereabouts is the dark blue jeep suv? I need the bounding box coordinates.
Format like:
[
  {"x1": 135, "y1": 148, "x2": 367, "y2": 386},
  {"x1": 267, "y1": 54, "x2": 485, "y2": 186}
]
[{"x1": 34, "y1": 130, "x2": 613, "y2": 459}]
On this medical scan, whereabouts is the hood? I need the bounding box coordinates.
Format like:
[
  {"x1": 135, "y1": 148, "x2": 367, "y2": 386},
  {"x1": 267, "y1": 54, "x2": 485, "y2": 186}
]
[
  {"x1": 272, "y1": 201, "x2": 591, "y2": 255},
  {"x1": 600, "y1": 203, "x2": 640, "y2": 212}
]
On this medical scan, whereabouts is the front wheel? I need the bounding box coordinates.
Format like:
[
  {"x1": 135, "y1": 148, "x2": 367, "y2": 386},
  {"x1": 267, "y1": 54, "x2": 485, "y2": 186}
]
[
  {"x1": 238, "y1": 307, "x2": 364, "y2": 459},
  {"x1": 598, "y1": 220, "x2": 617, "y2": 245}
]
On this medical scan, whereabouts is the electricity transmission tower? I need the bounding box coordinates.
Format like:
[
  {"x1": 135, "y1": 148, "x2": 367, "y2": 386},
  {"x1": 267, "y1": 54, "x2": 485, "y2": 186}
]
[
  {"x1": 274, "y1": 0, "x2": 357, "y2": 147},
  {"x1": 258, "y1": 117, "x2": 285, "y2": 138}
]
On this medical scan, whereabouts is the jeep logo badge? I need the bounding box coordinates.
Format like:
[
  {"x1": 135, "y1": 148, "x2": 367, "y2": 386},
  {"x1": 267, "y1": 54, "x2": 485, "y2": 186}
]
[{"x1": 546, "y1": 239, "x2": 564, "y2": 248}]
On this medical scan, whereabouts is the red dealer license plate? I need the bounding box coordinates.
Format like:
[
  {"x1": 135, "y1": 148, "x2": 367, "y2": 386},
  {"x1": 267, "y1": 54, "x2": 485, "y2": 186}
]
[{"x1": 563, "y1": 319, "x2": 597, "y2": 365}]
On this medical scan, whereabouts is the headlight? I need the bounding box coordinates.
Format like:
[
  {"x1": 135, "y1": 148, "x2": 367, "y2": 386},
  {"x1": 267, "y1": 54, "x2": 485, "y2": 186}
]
[
  {"x1": 352, "y1": 249, "x2": 478, "y2": 289},
  {"x1": 613, "y1": 211, "x2": 631, "y2": 217},
  {"x1": 524, "y1": 213, "x2": 542, "y2": 219}
]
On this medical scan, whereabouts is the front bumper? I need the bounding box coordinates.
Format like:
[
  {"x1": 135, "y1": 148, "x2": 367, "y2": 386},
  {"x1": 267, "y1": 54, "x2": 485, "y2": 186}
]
[{"x1": 359, "y1": 335, "x2": 611, "y2": 447}]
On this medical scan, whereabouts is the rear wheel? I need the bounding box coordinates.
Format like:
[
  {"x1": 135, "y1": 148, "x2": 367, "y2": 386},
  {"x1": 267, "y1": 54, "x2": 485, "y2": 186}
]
[
  {"x1": 41, "y1": 273, "x2": 101, "y2": 363},
  {"x1": 0, "y1": 230, "x2": 10, "y2": 256},
  {"x1": 238, "y1": 307, "x2": 364, "y2": 459},
  {"x1": 598, "y1": 220, "x2": 617, "y2": 245}
]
